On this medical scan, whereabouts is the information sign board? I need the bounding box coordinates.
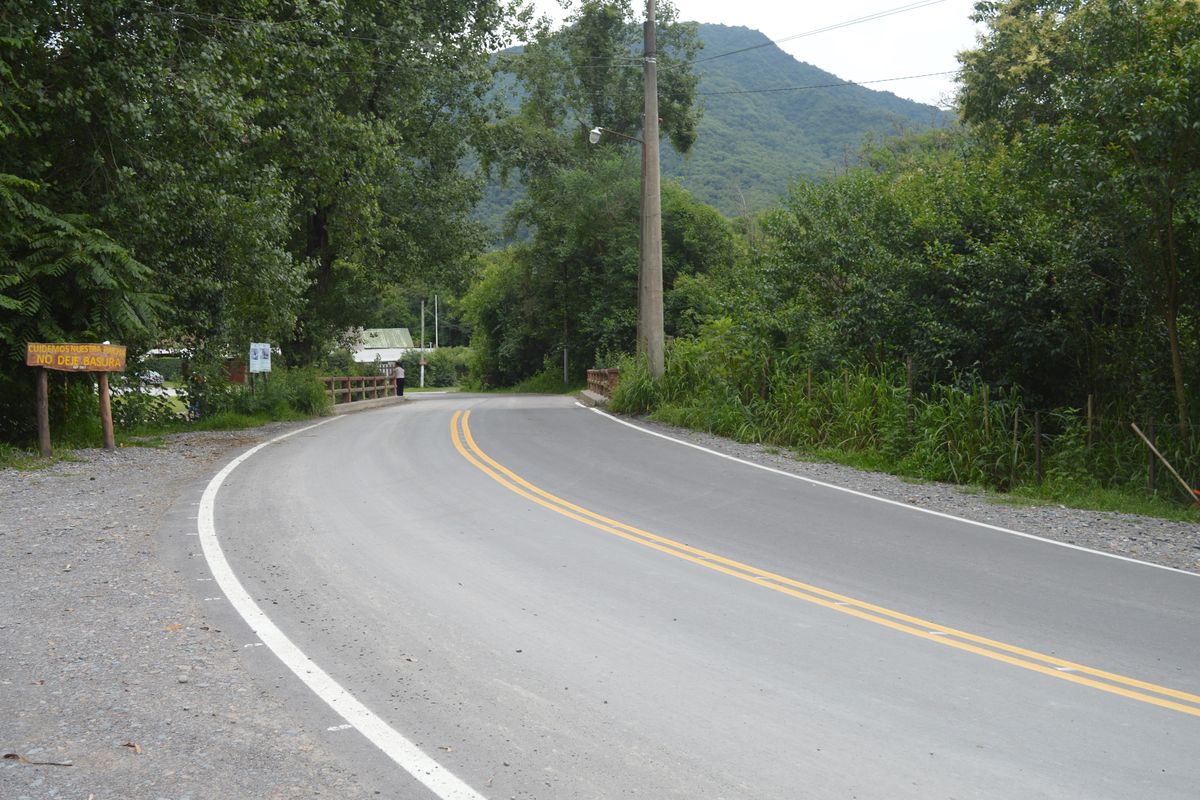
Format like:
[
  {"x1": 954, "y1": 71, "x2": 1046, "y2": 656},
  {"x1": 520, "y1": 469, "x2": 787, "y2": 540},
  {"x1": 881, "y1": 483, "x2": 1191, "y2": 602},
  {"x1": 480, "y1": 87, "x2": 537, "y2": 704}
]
[
  {"x1": 26, "y1": 342, "x2": 127, "y2": 372},
  {"x1": 249, "y1": 343, "x2": 272, "y2": 373}
]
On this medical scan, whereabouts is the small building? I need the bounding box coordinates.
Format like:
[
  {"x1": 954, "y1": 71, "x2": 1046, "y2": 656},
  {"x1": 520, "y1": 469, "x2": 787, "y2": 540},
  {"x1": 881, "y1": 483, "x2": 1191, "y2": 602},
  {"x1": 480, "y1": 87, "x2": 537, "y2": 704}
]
[{"x1": 351, "y1": 328, "x2": 415, "y2": 371}]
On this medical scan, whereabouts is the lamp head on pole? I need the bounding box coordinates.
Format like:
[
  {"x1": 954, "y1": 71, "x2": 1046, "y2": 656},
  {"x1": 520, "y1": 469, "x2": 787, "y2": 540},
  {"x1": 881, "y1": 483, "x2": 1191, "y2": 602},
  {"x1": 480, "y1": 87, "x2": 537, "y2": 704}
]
[{"x1": 588, "y1": 126, "x2": 602, "y2": 145}]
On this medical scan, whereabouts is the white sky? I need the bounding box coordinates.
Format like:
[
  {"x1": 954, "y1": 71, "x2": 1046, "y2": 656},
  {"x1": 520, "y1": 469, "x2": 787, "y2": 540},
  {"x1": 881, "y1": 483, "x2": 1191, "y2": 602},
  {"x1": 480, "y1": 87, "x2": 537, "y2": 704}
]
[{"x1": 530, "y1": 0, "x2": 985, "y2": 108}]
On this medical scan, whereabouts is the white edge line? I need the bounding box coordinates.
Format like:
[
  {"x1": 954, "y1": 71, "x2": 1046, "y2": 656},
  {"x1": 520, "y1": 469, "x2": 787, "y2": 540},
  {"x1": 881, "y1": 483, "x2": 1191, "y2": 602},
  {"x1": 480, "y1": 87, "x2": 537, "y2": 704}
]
[
  {"x1": 197, "y1": 418, "x2": 486, "y2": 800},
  {"x1": 580, "y1": 405, "x2": 1198, "y2": 579}
]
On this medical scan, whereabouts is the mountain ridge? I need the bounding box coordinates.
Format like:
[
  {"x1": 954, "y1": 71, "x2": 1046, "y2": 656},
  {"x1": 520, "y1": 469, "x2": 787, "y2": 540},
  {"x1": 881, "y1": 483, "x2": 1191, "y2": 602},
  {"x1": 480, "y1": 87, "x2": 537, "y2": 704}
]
[
  {"x1": 667, "y1": 24, "x2": 954, "y2": 214},
  {"x1": 477, "y1": 22, "x2": 956, "y2": 230}
]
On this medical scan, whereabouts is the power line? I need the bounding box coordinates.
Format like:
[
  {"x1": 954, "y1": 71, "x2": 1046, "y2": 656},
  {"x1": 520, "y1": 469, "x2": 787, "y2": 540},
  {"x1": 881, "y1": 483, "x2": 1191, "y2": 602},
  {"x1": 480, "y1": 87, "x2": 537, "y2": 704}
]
[
  {"x1": 504, "y1": 0, "x2": 952, "y2": 71},
  {"x1": 698, "y1": 69, "x2": 960, "y2": 96},
  {"x1": 687, "y1": 0, "x2": 949, "y2": 66}
]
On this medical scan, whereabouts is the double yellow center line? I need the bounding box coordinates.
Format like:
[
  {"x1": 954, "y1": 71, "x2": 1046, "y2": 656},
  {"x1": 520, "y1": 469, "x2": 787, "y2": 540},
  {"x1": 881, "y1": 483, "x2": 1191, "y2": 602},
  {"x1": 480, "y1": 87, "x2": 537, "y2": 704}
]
[{"x1": 451, "y1": 409, "x2": 1200, "y2": 718}]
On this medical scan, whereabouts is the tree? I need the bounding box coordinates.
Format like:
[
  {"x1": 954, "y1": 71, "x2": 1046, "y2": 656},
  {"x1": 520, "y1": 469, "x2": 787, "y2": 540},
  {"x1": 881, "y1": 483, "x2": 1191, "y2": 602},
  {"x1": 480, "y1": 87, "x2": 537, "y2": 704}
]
[
  {"x1": 757, "y1": 129, "x2": 1096, "y2": 404},
  {"x1": 1, "y1": 29, "x2": 157, "y2": 441},
  {"x1": 959, "y1": 0, "x2": 1200, "y2": 433},
  {"x1": 462, "y1": 152, "x2": 740, "y2": 384},
  {"x1": 464, "y1": 0, "x2": 709, "y2": 384},
  {"x1": 2, "y1": 1, "x2": 517, "y2": 368}
]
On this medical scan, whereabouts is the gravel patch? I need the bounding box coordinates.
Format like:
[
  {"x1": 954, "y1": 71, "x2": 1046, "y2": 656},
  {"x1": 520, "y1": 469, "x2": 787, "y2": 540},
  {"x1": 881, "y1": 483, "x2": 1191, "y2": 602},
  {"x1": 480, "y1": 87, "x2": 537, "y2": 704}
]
[
  {"x1": 1, "y1": 423, "x2": 374, "y2": 800},
  {"x1": 621, "y1": 416, "x2": 1200, "y2": 575}
]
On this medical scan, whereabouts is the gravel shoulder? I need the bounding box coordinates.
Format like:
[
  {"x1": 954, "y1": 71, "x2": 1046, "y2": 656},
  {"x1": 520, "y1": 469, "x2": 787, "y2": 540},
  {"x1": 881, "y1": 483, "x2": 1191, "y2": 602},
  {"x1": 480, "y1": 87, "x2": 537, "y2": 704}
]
[
  {"x1": 1, "y1": 422, "x2": 374, "y2": 800},
  {"x1": 3, "y1": 410, "x2": 1197, "y2": 799}
]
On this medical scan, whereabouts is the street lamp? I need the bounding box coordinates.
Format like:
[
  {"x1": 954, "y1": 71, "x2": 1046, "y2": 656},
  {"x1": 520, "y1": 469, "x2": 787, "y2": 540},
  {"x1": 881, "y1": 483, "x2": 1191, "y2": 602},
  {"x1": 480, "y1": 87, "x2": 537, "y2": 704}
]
[
  {"x1": 589, "y1": 126, "x2": 641, "y2": 146},
  {"x1": 586, "y1": 0, "x2": 665, "y2": 379}
]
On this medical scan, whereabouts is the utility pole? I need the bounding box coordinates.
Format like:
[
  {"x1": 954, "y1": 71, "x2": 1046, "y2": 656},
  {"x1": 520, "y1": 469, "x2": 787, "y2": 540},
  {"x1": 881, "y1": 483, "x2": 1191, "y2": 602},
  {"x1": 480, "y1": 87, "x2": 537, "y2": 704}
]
[
  {"x1": 434, "y1": 295, "x2": 439, "y2": 349},
  {"x1": 420, "y1": 299, "x2": 426, "y2": 388},
  {"x1": 641, "y1": 0, "x2": 665, "y2": 379}
]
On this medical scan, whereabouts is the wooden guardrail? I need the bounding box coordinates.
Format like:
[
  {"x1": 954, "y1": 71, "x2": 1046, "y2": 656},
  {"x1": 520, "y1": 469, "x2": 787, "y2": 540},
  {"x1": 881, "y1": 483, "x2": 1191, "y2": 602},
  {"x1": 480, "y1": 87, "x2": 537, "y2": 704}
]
[
  {"x1": 586, "y1": 368, "x2": 620, "y2": 398},
  {"x1": 321, "y1": 375, "x2": 395, "y2": 404}
]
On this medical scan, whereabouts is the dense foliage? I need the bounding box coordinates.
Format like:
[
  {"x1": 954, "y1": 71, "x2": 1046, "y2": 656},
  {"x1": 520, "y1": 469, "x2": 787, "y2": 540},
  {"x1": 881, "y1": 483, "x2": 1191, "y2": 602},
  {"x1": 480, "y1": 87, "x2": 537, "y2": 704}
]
[
  {"x1": 1, "y1": 0, "x2": 515, "y2": 442},
  {"x1": 465, "y1": 0, "x2": 739, "y2": 386},
  {"x1": 464, "y1": 153, "x2": 741, "y2": 385},
  {"x1": 600, "y1": 1, "x2": 1198, "y2": 510},
  {"x1": 960, "y1": 0, "x2": 1200, "y2": 434}
]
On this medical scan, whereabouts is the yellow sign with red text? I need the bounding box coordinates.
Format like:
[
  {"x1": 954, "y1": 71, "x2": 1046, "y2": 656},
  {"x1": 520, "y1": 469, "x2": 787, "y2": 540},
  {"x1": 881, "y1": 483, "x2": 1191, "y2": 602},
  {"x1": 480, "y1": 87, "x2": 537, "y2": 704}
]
[{"x1": 26, "y1": 342, "x2": 127, "y2": 372}]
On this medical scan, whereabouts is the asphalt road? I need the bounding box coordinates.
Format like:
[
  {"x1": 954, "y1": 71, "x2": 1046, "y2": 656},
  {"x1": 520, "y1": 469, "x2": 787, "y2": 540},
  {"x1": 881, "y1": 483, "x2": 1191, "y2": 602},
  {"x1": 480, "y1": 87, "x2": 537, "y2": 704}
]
[{"x1": 202, "y1": 394, "x2": 1200, "y2": 799}]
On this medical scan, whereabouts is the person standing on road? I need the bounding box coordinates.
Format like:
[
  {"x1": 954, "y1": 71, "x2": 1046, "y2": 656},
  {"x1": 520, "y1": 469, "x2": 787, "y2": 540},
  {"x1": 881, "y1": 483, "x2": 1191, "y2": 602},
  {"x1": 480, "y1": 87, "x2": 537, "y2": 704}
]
[{"x1": 393, "y1": 362, "x2": 405, "y2": 396}]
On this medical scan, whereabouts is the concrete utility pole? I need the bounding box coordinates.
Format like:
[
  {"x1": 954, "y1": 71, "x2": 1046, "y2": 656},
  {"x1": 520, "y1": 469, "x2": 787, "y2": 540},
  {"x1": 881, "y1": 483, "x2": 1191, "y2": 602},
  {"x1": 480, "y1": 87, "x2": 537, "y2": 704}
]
[{"x1": 641, "y1": 0, "x2": 665, "y2": 379}]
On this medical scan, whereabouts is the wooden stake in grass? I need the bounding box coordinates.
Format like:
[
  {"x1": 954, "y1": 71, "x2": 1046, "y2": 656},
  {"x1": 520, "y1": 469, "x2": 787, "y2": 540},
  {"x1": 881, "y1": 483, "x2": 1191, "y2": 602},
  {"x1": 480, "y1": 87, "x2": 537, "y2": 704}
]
[
  {"x1": 1131, "y1": 422, "x2": 1199, "y2": 506},
  {"x1": 98, "y1": 372, "x2": 115, "y2": 451},
  {"x1": 983, "y1": 383, "x2": 990, "y2": 438},
  {"x1": 1034, "y1": 410, "x2": 1043, "y2": 485},
  {"x1": 905, "y1": 357, "x2": 914, "y2": 428},
  {"x1": 1086, "y1": 394, "x2": 1094, "y2": 451},
  {"x1": 1011, "y1": 407, "x2": 1020, "y2": 489},
  {"x1": 1148, "y1": 419, "x2": 1158, "y2": 493},
  {"x1": 36, "y1": 368, "x2": 51, "y2": 458}
]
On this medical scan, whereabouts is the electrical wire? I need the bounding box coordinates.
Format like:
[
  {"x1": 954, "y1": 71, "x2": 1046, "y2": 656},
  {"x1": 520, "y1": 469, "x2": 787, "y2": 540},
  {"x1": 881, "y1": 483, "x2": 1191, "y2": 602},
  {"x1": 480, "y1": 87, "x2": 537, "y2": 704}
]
[
  {"x1": 697, "y1": 69, "x2": 959, "y2": 96},
  {"x1": 687, "y1": 0, "x2": 949, "y2": 66}
]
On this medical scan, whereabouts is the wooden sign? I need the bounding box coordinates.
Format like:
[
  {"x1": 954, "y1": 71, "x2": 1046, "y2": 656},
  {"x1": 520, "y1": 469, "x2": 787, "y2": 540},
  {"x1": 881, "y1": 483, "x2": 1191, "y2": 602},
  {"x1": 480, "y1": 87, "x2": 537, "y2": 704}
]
[
  {"x1": 26, "y1": 342, "x2": 127, "y2": 372},
  {"x1": 26, "y1": 342, "x2": 126, "y2": 457}
]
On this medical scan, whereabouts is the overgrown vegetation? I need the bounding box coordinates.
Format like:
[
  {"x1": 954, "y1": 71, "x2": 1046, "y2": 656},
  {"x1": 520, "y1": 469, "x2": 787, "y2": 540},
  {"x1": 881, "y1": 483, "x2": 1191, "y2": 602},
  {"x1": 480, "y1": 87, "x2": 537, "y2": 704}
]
[
  {"x1": 598, "y1": 1, "x2": 1199, "y2": 517},
  {"x1": 612, "y1": 347, "x2": 1198, "y2": 519}
]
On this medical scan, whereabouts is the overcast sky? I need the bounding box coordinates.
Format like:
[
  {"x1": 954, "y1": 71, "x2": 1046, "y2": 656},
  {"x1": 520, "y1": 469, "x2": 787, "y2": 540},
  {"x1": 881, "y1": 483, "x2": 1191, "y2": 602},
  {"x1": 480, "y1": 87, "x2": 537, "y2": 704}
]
[{"x1": 530, "y1": 0, "x2": 985, "y2": 108}]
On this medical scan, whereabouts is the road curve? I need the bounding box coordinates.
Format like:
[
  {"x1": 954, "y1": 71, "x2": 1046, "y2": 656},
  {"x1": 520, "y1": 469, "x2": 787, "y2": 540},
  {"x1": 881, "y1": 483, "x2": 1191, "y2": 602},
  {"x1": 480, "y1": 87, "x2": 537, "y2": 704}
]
[{"x1": 206, "y1": 394, "x2": 1200, "y2": 799}]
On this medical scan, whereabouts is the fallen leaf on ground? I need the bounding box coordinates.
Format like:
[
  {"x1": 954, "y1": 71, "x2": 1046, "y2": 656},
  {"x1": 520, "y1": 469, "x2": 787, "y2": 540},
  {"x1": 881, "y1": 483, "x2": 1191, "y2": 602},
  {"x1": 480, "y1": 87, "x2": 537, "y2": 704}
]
[
  {"x1": 121, "y1": 741, "x2": 142, "y2": 755},
  {"x1": 163, "y1": 623, "x2": 182, "y2": 632}
]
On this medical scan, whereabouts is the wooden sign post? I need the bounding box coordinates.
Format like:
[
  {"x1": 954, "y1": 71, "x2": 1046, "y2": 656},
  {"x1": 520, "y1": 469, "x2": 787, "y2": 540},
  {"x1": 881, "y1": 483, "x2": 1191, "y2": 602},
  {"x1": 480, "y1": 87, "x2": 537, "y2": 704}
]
[{"x1": 25, "y1": 342, "x2": 127, "y2": 457}]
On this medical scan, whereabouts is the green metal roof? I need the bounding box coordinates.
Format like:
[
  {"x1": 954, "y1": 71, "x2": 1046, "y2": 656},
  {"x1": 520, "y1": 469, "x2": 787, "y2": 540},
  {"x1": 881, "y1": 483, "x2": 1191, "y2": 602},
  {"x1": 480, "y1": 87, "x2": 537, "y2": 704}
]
[{"x1": 359, "y1": 328, "x2": 414, "y2": 349}]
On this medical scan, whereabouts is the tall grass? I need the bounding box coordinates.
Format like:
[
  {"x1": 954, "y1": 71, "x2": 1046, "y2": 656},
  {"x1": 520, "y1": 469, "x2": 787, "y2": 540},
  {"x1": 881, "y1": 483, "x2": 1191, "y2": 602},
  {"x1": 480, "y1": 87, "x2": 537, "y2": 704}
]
[{"x1": 610, "y1": 329, "x2": 1199, "y2": 519}]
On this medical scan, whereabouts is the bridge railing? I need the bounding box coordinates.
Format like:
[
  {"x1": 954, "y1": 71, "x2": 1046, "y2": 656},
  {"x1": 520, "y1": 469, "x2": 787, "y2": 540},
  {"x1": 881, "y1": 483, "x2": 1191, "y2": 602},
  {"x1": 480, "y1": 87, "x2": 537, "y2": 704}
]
[
  {"x1": 321, "y1": 375, "x2": 395, "y2": 405},
  {"x1": 586, "y1": 368, "x2": 620, "y2": 398}
]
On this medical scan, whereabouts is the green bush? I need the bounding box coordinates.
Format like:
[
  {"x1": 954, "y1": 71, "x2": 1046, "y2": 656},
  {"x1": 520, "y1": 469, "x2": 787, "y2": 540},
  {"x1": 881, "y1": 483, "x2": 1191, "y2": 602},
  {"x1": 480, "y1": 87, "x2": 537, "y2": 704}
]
[
  {"x1": 509, "y1": 368, "x2": 579, "y2": 394},
  {"x1": 612, "y1": 321, "x2": 1198, "y2": 515},
  {"x1": 609, "y1": 354, "x2": 658, "y2": 415},
  {"x1": 229, "y1": 368, "x2": 331, "y2": 417},
  {"x1": 396, "y1": 347, "x2": 471, "y2": 388},
  {"x1": 180, "y1": 362, "x2": 330, "y2": 420}
]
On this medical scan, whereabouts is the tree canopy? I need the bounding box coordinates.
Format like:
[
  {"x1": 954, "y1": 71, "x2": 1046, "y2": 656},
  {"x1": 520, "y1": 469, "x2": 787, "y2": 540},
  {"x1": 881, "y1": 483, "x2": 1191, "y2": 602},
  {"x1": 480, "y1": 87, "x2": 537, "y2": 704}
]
[
  {"x1": 0, "y1": 0, "x2": 519, "y2": 440},
  {"x1": 959, "y1": 0, "x2": 1200, "y2": 431}
]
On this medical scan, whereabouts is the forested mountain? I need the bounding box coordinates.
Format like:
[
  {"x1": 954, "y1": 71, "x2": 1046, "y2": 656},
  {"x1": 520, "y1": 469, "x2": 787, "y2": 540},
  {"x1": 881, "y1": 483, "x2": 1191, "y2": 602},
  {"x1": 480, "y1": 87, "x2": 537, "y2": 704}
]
[
  {"x1": 667, "y1": 24, "x2": 954, "y2": 214},
  {"x1": 477, "y1": 23, "x2": 954, "y2": 230}
]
